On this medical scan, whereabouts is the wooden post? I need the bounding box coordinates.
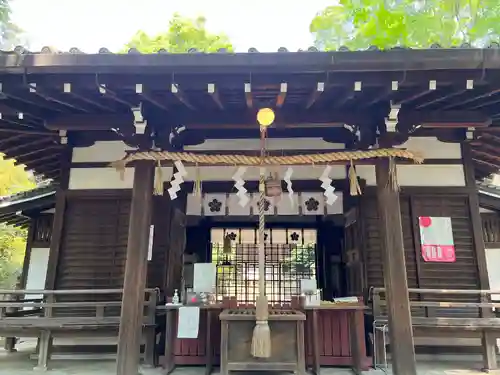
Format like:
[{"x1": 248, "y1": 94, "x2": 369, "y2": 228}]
[
  {"x1": 116, "y1": 160, "x2": 155, "y2": 375},
  {"x1": 375, "y1": 159, "x2": 416, "y2": 375},
  {"x1": 462, "y1": 143, "x2": 497, "y2": 371}
]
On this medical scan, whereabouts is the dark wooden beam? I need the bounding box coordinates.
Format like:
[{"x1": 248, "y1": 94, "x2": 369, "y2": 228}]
[
  {"x1": 171, "y1": 83, "x2": 195, "y2": 110},
  {"x1": 45, "y1": 114, "x2": 134, "y2": 131},
  {"x1": 0, "y1": 125, "x2": 55, "y2": 136},
  {"x1": 375, "y1": 158, "x2": 417, "y2": 375},
  {"x1": 44, "y1": 110, "x2": 492, "y2": 132},
  {"x1": 208, "y1": 83, "x2": 223, "y2": 109},
  {"x1": 396, "y1": 79, "x2": 438, "y2": 105},
  {"x1": 62, "y1": 83, "x2": 114, "y2": 112},
  {"x1": 245, "y1": 83, "x2": 253, "y2": 109},
  {"x1": 3, "y1": 137, "x2": 53, "y2": 154},
  {"x1": 135, "y1": 84, "x2": 168, "y2": 112},
  {"x1": 116, "y1": 160, "x2": 154, "y2": 375},
  {"x1": 28, "y1": 83, "x2": 90, "y2": 113},
  {"x1": 97, "y1": 83, "x2": 135, "y2": 107},
  {"x1": 443, "y1": 87, "x2": 500, "y2": 110},
  {"x1": 306, "y1": 82, "x2": 324, "y2": 109},
  {"x1": 462, "y1": 143, "x2": 498, "y2": 370},
  {"x1": 276, "y1": 82, "x2": 287, "y2": 108},
  {"x1": 14, "y1": 145, "x2": 62, "y2": 164}
]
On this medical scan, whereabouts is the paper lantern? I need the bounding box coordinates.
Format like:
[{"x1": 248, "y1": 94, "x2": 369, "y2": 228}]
[{"x1": 257, "y1": 108, "x2": 275, "y2": 127}]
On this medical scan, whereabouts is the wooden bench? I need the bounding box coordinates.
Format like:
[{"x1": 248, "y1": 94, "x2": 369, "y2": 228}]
[
  {"x1": 0, "y1": 288, "x2": 158, "y2": 370},
  {"x1": 370, "y1": 287, "x2": 500, "y2": 372}
]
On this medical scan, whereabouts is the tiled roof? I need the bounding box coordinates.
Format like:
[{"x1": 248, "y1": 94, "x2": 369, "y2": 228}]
[
  {"x1": 0, "y1": 181, "x2": 55, "y2": 209},
  {"x1": 4, "y1": 43, "x2": 500, "y2": 55}
]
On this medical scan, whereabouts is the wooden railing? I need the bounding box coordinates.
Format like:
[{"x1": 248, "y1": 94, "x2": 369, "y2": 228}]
[
  {"x1": 0, "y1": 288, "x2": 158, "y2": 370},
  {"x1": 369, "y1": 288, "x2": 500, "y2": 371},
  {"x1": 481, "y1": 213, "x2": 500, "y2": 246}
]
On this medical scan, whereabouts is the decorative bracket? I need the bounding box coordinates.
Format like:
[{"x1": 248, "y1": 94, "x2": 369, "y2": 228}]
[{"x1": 132, "y1": 102, "x2": 146, "y2": 134}]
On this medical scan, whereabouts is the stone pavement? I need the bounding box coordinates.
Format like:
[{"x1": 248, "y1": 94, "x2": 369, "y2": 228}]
[{"x1": 1, "y1": 343, "x2": 499, "y2": 375}]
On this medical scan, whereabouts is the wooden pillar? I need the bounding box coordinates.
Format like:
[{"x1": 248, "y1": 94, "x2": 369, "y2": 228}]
[
  {"x1": 116, "y1": 161, "x2": 155, "y2": 375},
  {"x1": 462, "y1": 143, "x2": 497, "y2": 370},
  {"x1": 375, "y1": 159, "x2": 416, "y2": 375}
]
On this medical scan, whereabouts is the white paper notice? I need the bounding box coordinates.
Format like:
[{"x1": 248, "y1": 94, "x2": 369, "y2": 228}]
[
  {"x1": 177, "y1": 306, "x2": 200, "y2": 339},
  {"x1": 193, "y1": 263, "x2": 216, "y2": 293},
  {"x1": 147, "y1": 225, "x2": 154, "y2": 261}
]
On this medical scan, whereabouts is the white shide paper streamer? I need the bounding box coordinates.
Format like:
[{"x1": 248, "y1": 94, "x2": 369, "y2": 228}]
[
  {"x1": 320, "y1": 165, "x2": 337, "y2": 206},
  {"x1": 167, "y1": 160, "x2": 188, "y2": 200}
]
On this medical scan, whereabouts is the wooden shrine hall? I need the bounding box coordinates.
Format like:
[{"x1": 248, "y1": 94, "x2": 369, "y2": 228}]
[{"x1": 1, "y1": 47, "x2": 500, "y2": 375}]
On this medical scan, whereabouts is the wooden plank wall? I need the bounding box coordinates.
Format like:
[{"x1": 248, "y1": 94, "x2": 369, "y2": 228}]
[
  {"x1": 53, "y1": 190, "x2": 183, "y2": 303},
  {"x1": 360, "y1": 192, "x2": 480, "y2": 317},
  {"x1": 56, "y1": 194, "x2": 131, "y2": 290}
]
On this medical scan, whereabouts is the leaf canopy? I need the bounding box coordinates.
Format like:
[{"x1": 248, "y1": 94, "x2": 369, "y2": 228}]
[
  {"x1": 123, "y1": 13, "x2": 234, "y2": 53},
  {"x1": 310, "y1": 0, "x2": 500, "y2": 50}
]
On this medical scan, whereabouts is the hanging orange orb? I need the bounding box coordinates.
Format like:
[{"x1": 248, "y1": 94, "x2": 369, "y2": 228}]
[{"x1": 257, "y1": 108, "x2": 275, "y2": 127}]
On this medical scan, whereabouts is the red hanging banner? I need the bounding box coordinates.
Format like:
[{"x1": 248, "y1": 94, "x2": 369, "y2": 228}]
[{"x1": 418, "y1": 216, "x2": 456, "y2": 263}]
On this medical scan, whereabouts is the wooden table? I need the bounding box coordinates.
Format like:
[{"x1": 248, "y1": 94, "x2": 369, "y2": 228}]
[
  {"x1": 219, "y1": 309, "x2": 306, "y2": 375},
  {"x1": 158, "y1": 304, "x2": 222, "y2": 375},
  {"x1": 303, "y1": 304, "x2": 367, "y2": 375}
]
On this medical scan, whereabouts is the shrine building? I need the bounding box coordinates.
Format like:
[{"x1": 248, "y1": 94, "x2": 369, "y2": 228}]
[{"x1": 0, "y1": 46, "x2": 500, "y2": 375}]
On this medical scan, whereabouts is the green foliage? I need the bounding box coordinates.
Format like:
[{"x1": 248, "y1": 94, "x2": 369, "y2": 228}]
[
  {"x1": 0, "y1": 224, "x2": 26, "y2": 289},
  {"x1": 0, "y1": 155, "x2": 35, "y2": 195},
  {"x1": 123, "y1": 13, "x2": 234, "y2": 53},
  {"x1": 310, "y1": 0, "x2": 500, "y2": 50},
  {"x1": 0, "y1": 0, "x2": 27, "y2": 50},
  {"x1": 0, "y1": 155, "x2": 34, "y2": 289}
]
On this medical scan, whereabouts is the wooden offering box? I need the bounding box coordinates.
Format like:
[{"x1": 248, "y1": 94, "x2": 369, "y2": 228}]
[{"x1": 219, "y1": 309, "x2": 306, "y2": 375}]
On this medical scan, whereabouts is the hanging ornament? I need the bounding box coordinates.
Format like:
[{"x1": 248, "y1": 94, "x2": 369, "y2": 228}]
[
  {"x1": 283, "y1": 167, "x2": 294, "y2": 206},
  {"x1": 232, "y1": 166, "x2": 250, "y2": 207},
  {"x1": 193, "y1": 163, "x2": 202, "y2": 197},
  {"x1": 154, "y1": 160, "x2": 163, "y2": 196},
  {"x1": 265, "y1": 172, "x2": 282, "y2": 197},
  {"x1": 349, "y1": 160, "x2": 362, "y2": 196},
  {"x1": 167, "y1": 160, "x2": 187, "y2": 200},
  {"x1": 320, "y1": 165, "x2": 338, "y2": 205},
  {"x1": 257, "y1": 108, "x2": 275, "y2": 128}
]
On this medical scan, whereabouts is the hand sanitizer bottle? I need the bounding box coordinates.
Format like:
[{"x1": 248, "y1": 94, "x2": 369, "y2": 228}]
[{"x1": 172, "y1": 289, "x2": 180, "y2": 305}]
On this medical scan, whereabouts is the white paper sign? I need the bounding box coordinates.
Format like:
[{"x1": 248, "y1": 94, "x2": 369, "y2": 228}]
[
  {"x1": 147, "y1": 225, "x2": 154, "y2": 261},
  {"x1": 177, "y1": 306, "x2": 200, "y2": 339},
  {"x1": 193, "y1": 263, "x2": 216, "y2": 293}
]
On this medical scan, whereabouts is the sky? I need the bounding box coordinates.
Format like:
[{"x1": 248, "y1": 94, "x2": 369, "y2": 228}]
[{"x1": 10, "y1": 0, "x2": 335, "y2": 53}]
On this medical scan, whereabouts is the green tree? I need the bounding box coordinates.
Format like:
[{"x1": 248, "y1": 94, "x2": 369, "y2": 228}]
[
  {"x1": 0, "y1": 155, "x2": 35, "y2": 289},
  {"x1": 310, "y1": 0, "x2": 500, "y2": 50},
  {"x1": 124, "y1": 13, "x2": 234, "y2": 53},
  {"x1": 0, "y1": 0, "x2": 27, "y2": 50}
]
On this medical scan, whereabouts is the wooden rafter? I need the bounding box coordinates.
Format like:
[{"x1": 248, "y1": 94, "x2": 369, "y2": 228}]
[
  {"x1": 208, "y1": 83, "x2": 224, "y2": 109},
  {"x1": 171, "y1": 83, "x2": 195, "y2": 110}
]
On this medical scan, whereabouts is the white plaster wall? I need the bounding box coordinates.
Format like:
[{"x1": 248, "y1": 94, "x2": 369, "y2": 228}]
[
  {"x1": 396, "y1": 137, "x2": 462, "y2": 159},
  {"x1": 356, "y1": 164, "x2": 465, "y2": 187},
  {"x1": 71, "y1": 137, "x2": 460, "y2": 164},
  {"x1": 486, "y1": 248, "x2": 500, "y2": 300},
  {"x1": 69, "y1": 137, "x2": 464, "y2": 189},
  {"x1": 24, "y1": 247, "x2": 50, "y2": 301},
  {"x1": 68, "y1": 165, "x2": 347, "y2": 189},
  {"x1": 71, "y1": 139, "x2": 345, "y2": 163},
  {"x1": 486, "y1": 248, "x2": 500, "y2": 350}
]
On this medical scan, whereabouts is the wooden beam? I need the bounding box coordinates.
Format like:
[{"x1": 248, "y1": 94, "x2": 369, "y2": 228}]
[
  {"x1": 136, "y1": 84, "x2": 168, "y2": 111},
  {"x1": 276, "y1": 82, "x2": 287, "y2": 108},
  {"x1": 42, "y1": 110, "x2": 492, "y2": 133},
  {"x1": 462, "y1": 143, "x2": 498, "y2": 371},
  {"x1": 116, "y1": 160, "x2": 155, "y2": 375},
  {"x1": 306, "y1": 82, "x2": 324, "y2": 109},
  {"x1": 208, "y1": 83, "x2": 223, "y2": 109},
  {"x1": 43, "y1": 147, "x2": 71, "y2": 290},
  {"x1": 375, "y1": 158, "x2": 417, "y2": 375},
  {"x1": 171, "y1": 83, "x2": 195, "y2": 110},
  {"x1": 244, "y1": 83, "x2": 253, "y2": 109},
  {"x1": 45, "y1": 114, "x2": 134, "y2": 131}
]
